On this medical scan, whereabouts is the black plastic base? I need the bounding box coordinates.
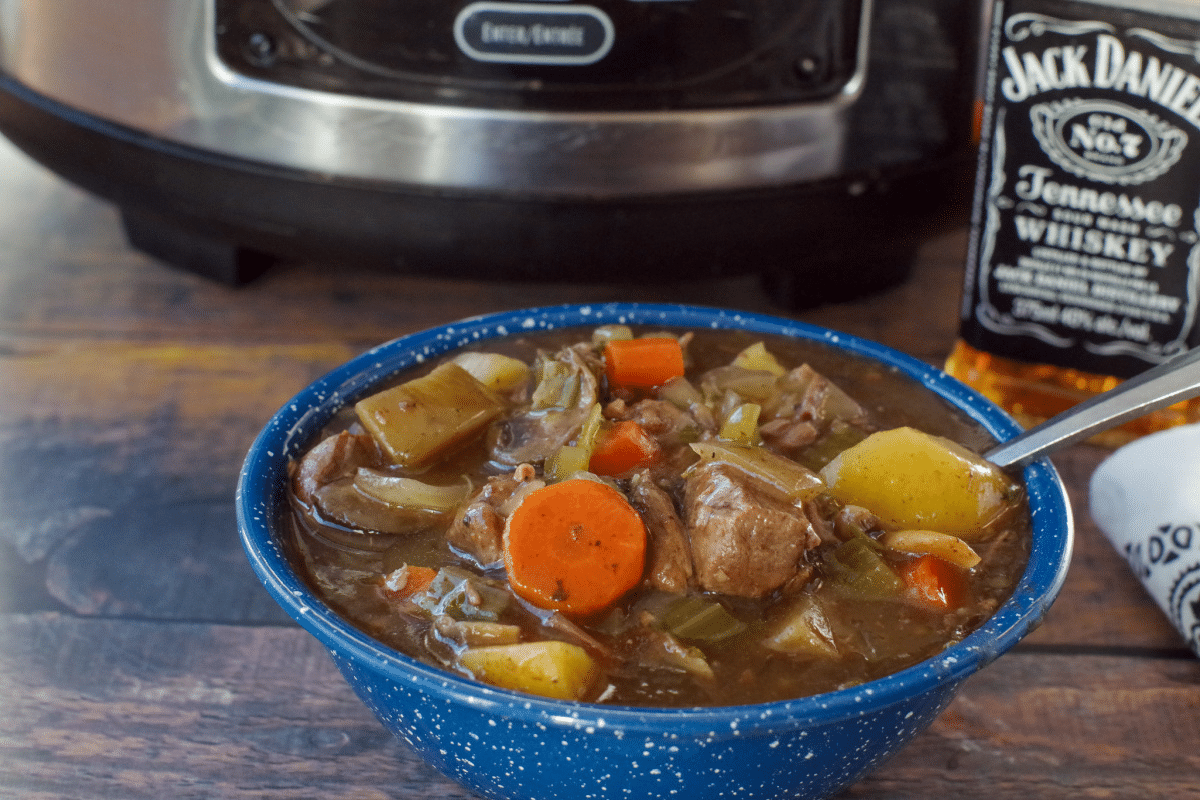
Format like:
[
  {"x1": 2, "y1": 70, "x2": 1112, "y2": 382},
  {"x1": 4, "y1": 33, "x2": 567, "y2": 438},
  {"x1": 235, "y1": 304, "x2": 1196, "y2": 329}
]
[
  {"x1": 0, "y1": 74, "x2": 971, "y2": 306},
  {"x1": 120, "y1": 207, "x2": 274, "y2": 285}
]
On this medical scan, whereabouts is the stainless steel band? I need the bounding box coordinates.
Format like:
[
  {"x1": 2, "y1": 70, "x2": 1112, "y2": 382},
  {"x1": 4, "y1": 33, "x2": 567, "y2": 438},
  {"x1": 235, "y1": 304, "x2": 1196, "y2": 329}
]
[{"x1": 0, "y1": 0, "x2": 869, "y2": 197}]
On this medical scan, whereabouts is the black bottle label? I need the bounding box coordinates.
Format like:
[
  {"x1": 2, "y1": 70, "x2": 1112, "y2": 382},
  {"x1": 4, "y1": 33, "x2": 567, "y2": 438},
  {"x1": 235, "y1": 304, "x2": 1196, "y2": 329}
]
[{"x1": 961, "y1": 0, "x2": 1200, "y2": 378}]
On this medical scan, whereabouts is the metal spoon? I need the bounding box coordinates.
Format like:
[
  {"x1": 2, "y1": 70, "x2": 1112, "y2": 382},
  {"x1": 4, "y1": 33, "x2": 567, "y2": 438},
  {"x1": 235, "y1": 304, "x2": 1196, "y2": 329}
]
[{"x1": 983, "y1": 346, "x2": 1200, "y2": 469}]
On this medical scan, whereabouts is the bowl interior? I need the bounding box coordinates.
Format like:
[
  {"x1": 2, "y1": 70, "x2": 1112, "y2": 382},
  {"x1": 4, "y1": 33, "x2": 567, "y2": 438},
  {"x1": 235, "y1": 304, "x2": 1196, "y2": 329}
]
[{"x1": 237, "y1": 301, "x2": 1074, "y2": 731}]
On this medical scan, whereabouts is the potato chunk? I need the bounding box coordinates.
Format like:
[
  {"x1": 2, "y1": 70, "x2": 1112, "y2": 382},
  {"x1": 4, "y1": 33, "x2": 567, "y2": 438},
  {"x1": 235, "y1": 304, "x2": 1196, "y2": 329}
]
[
  {"x1": 459, "y1": 641, "x2": 598, "y2": 701},
  {"x1": 819, "y1": 427, "x2": 1016, "y2": 539},
  {"x1": 355, "y1": 363, "x2": 505, "y2": 468},
  {"x1": 450, "y1": 351, "x2": 531, "y2": 393},
  {"x1": 762, "y1": 595, "x2": 839, "y2": 658}
]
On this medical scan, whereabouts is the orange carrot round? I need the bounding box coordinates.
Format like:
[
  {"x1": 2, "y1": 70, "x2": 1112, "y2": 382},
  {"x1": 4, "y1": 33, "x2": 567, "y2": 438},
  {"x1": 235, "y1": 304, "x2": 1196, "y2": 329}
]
[
  {"x1": 603, "y1": 337, "x2": 685, "y2": 390},
  {"x1": 503, "y1": 479, "x2": 646, "y2": 617},
  {"x1": 899, "y1": 554, "x2": 967, "y2": 610},
  {"x1": 381, "y1": 564, "x2": 439, "y2": 600},
  {"x1": 588, "y1": 421, "x2": 662, "y2": 476}
]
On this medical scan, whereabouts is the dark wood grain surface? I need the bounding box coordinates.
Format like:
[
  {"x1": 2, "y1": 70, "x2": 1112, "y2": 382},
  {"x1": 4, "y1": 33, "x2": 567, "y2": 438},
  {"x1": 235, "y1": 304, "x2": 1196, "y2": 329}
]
[{"x1": 1, "y1": 135, "x2": 1197, "y2": 800}]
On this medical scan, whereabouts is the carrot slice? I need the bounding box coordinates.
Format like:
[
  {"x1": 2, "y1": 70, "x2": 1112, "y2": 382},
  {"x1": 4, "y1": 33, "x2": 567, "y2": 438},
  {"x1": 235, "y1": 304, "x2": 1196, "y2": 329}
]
[
  {"x1": 603, "y1": 337, "x2": 685, "y2": 390},
  {"x1": 503, "y1": 479, "x2": 646, "y2": 617},
  {"x1": 898, "y1": 554, "x2": 967, "y2": 610},
  {"x1": 588, "y1": 421, "x2": 662, "y2": 476},
  {"x1": 381, "y1": 564, "x2": 439, "y2": 599}
]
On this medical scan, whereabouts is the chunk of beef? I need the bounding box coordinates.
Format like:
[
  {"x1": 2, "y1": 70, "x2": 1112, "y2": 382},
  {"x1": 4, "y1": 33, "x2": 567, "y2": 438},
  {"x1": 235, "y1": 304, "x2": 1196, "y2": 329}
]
[
  {"x1": 291, "y1": 430, "x2": 383, "y2": 505},
  {"x1": 615, "y1": 398, "x2": 716, "y2": 442},
  {"x1": 446, "y1": 464, "x2": 541, "y2": 567},
  {"x1": 758, "y1": 417, "x2": 819, "y2": 450},
  {"x1": 683, "y1": 462, "x2": 819, "y2": 598},
  {"x1": 290, "y1": 430, "x2": 438, "y2": 535},
  {"x1": 621, "y1": 627, "x2": 714, "y2": 680},
  {"x1": 759, "y1": 364, "x2": 870, "y2": 453},
  {"x1": 834, "y1": 504, "x2": 885, "y2": 538},
  {"x1": 802, "y1": 498, "x2": 840, "y2": 545},
  {"x1": 629, "y1": 471, "x2": 693, "y2": 594}
]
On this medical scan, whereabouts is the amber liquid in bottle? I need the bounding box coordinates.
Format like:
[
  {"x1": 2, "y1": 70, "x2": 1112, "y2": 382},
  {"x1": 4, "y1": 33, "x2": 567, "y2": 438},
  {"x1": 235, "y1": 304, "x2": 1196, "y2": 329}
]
[{"x1": 945, "y1": 340, "x2": 1200, "y2": 449}]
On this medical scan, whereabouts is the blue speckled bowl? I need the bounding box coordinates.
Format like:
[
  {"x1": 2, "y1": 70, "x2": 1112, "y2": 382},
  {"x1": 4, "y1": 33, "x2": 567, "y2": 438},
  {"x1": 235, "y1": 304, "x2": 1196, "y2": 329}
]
[{"x1": 237, "y1": 303, "x2": 1073, "y2": 800}]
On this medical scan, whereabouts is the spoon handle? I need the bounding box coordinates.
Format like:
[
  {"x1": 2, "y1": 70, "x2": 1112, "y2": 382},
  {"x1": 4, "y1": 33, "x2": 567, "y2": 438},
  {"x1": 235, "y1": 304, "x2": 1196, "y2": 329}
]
[{"x1": 983, "y1": 346, "x2": 1200, "y2": 469}]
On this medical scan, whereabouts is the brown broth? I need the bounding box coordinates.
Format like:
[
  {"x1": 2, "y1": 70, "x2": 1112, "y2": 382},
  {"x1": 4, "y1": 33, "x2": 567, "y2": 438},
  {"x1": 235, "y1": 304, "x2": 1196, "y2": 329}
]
[{"x1": 285, "y1": 327, "x2": 1031, "y2": 707}]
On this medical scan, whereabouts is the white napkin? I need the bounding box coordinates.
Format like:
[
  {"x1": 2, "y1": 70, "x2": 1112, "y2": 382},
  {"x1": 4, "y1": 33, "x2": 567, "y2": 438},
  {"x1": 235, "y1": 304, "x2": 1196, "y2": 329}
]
[{"x1": 1089, "y1": 423, "x2": 1200, "y2": 658}]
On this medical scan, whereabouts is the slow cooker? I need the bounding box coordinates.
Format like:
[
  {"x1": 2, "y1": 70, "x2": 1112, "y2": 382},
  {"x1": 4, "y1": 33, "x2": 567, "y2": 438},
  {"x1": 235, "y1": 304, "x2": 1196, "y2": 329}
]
[{"x1": 0, "y1": 0, "x2": 978, "y2": 305}]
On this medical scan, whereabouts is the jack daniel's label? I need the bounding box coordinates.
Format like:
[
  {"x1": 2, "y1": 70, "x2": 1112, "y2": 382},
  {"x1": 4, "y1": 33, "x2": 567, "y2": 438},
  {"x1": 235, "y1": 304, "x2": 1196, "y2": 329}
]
[{"x1": 962, "y1": 0, "x2": 1200, "y2": 377}]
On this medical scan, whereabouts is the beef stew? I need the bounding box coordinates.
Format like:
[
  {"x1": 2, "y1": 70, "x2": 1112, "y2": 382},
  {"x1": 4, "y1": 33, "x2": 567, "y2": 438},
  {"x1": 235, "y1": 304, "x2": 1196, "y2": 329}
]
[{"x1": 284, "y1": 327, "x2": 1030, "y2": 707}]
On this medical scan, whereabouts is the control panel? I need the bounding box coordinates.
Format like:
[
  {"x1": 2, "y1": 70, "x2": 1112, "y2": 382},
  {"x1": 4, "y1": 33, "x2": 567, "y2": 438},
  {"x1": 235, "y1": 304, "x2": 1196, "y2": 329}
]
[{"x1": 215, "y1": 0, "x2": 865, "y2": 111}]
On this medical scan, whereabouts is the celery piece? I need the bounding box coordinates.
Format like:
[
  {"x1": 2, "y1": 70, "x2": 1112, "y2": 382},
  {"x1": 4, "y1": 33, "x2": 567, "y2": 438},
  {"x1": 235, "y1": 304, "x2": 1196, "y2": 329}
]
[
  {"x1": 719, "y1": 403, "x2": 761, "y2": 445},
  {"x1": 355, "y1": 363, "x2": 505, "y2": 468},
  {"x1": 545, "y1": 444, "x2": 591, "y2": 482},
  {"x1": 690, "y1": 441, "x2": 824, "y2": 502},
  {"x1": 825, "y1": 534, "x2": 905, "y2": 600},
  {"x1": 353, "y1": 468, "x2": 470, "y2": 513},
  {"x1": 732, "y1": 341, "x2": 787, "y2": 377},
  {"x1": 576, "y1": 402, "x2": 604, "y2": 452},
  {"x1": 545, "y1": 404, "x2": 604, "y2": 482},
  {"x1": 658, "y1": 595, "x2": 747, "y2": 643}
]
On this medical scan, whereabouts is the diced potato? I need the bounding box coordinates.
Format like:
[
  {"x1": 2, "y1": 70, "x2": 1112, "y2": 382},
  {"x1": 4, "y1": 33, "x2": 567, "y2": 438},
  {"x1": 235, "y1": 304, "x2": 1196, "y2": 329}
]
[
  {"x1": 763, "y1": 595, "x2": 839, "y2": 658},
  {"x1": 355, "y1": 363, "x2": 505, "y2": 468},
  {"x1": 459, "y1": 641, "x2": 598, "y2": 701},
  {"x1": 882, "y1": 529, "x2": 982, "y2": 569},
  {"x1": 819, "y1": 427, "x2": 1016, "y2": 539},
  {"x1": 450, "y1": 352, "x2": 531, "y2": 393},
  {"x1": 732, "y1": 341, "x2": 787, "y2": 376}
]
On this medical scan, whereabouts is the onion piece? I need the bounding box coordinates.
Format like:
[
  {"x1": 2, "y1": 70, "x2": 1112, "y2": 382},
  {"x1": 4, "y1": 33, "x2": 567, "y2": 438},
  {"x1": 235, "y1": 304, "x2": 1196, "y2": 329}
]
[
  {"x1": 881, "y1": 529, "x2": 982, "y2": 569},
  {"x1": 732, "y1": 341, "x2": 787, "y2": 377},
  {"x1": 689, "y1": 441, "x2": 823, "y2": 502},
  {"x1": 354, "y1": 468, "x2": 471, "y2": 513}
]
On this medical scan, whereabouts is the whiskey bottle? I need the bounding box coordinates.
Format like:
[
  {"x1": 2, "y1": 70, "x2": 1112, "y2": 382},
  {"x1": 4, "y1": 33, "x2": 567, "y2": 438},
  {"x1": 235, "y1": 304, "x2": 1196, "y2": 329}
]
[{"x1": 948, "y1": 0, "x2": 1200, "y2": 445}]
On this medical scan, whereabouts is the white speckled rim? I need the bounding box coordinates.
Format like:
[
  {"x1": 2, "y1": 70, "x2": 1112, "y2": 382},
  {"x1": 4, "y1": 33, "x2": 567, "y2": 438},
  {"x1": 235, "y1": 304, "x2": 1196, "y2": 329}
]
[{"x1": 236, "y1": 302, "x2": 1074, "y2": 733}]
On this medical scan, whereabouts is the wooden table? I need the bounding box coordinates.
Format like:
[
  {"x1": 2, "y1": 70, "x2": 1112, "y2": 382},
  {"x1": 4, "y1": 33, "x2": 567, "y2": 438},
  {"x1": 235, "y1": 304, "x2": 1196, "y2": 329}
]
[{"x1": 1, "y1": 134, "x2": 1197, "y2": 800}]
